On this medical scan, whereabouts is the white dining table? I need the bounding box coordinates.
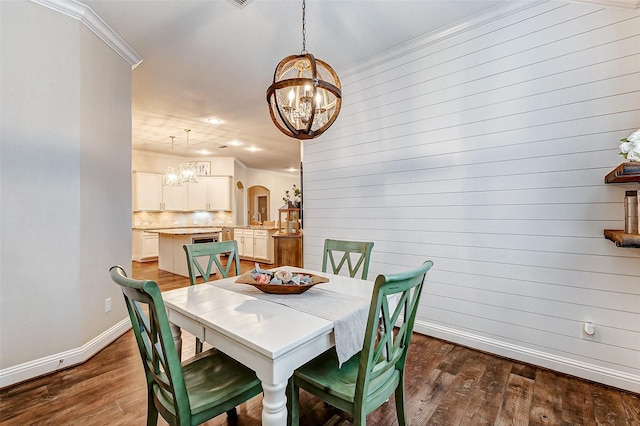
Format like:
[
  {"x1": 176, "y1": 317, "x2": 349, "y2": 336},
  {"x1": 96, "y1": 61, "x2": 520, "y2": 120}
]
[{"x1": 161, "y1": 267, "x2": 375, "y2": 426}]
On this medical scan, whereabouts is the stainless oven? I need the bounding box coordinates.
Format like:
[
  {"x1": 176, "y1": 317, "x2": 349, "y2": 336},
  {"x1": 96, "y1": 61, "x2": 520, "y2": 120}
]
[
  {"x1": 191, "y1": 235, "x2": 218, "y2": 244},
  {"x1": 189, "y1": 234, "x2": 220, "y2": 276}
]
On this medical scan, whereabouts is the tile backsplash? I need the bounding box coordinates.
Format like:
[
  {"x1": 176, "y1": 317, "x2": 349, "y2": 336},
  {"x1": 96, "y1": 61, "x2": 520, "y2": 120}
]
[{"x1": 133, "y1": 211, "x2": 233, "y2": 229}]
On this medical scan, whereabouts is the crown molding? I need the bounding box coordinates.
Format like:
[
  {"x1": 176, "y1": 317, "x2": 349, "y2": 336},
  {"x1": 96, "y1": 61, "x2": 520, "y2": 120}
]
[
  {"x1": 341, "y1": 0, "x2": 638, "y2": 80},
  {"x1": 30, "y1": 0, "x2": 143, "y2": 69},
  {"x1": 340, "y1": 1, "x2": 548, "y2": 80}
]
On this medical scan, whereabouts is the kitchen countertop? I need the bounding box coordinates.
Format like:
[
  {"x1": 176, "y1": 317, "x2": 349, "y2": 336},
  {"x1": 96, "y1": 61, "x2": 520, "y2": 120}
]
[
  {"x1": 145, "y1": 227, "x2": 222, "y2": 235},
  {"x1": 134, "y1": 225, "x2": 279, "y2": 232},
  {"x1": 233, "y1": 225, "x2": 279, "y2": 230}
]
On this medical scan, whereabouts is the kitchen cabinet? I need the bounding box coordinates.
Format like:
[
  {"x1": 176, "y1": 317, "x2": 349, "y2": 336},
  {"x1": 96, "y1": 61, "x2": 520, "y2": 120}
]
[
  {"x1": 207, "y1": 176, "x2": 232, "y2": 211},
  {"x1": 236, "y1": 228, "x2": 245, "y2": 256},
  {"x1": 187, "y1": 178, "x2": 209, "y2": 210},
  {"x1": 132, "y1": 230, "x2": 159, "y2": 262},
  {"x1": 162, "y1": 184, "x2": 188, "y2": 211},
  {"x1": 237, "y1": 228, "x2": 254, "y2": 258},
  {"x1": 133, "y1": 172, "x2": 163, "y2": 211},
  {"x1": 235, "y1": 227, "x2": 276, "y2": 263},
  {"x1": 253, "y1": 229, "x2": 272, "y2": 261},
  {"x1": 133, "y1": 172, "x2": 230, "y2": 212},
  {"x1": 187, "y1": 176, "x2": 232, "y2": 211},
  {"x1": 274, "y1": 232, "x2": 303, "y2": 267}
]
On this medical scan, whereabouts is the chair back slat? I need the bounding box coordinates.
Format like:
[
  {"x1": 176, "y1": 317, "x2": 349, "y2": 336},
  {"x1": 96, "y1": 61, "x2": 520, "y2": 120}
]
[
  {"x1": 322, "y1": 239, "x2": 374, "y2": 280},
  {"x1": 355, "y1": 261, "x2": 433, "y2": 406},
  {"x1": 183, "y1": 240, "x2": 240, "y2": 285},
  {"x1": 110, "y1": 266, "x2": 191, "y2": 424}
]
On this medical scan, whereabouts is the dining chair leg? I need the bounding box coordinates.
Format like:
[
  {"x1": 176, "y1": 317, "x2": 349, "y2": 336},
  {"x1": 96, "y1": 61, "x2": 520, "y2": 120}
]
[
  {"x1": 286, "y1": 379, "x2": 299, "y2": 426},
  {"x1": 146, "y1": 388, "x2": 158, "y2": 426},
  {"x1": 354, "y1": 407, "x2": 367, "y2": 426},
  {"x1": 394, "y1": 377, "x2": 407, "y2": 426}
]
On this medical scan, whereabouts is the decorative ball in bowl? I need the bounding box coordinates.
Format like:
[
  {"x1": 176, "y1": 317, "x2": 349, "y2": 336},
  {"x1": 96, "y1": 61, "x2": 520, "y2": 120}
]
[{"x1": 235, "y1": 265, "x2": 329, "y2": 294}]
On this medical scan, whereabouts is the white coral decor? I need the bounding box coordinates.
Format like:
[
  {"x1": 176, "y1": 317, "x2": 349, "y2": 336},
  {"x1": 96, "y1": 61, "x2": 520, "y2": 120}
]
[
  {"x1": 274, "y1": 268, "x2": 293, "y2": 283},
  {"x1": 619, "y1": 129, "x2": 640, "y2": 161}
]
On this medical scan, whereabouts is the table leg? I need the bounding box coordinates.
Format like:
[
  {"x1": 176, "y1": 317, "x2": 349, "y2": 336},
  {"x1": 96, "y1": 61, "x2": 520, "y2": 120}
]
[
  {"x1": 169, "y1": 322, "x2": 183, "y2": 361},
  {"x1": 259, "y1": 379, "x2": 288, "y2": 426}
]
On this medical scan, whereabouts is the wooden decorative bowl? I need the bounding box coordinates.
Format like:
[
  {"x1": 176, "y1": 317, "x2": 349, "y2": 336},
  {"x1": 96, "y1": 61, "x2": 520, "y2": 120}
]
[
  {"x1": 244, "y1": 281, "x2": 321, "y2": 294},
  {"x1": 235, "y1": 271, "x2": 329, "y2": 294}
]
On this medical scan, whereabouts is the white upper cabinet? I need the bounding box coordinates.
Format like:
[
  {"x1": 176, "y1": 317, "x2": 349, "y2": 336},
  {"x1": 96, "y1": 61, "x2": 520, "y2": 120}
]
[
  {"x1": 187, "y1": 176, "x2": 232, "y2": 211},
  {"x1": 133, "y1": 172, "x2": 163, "y2": 211},
  {"x1": 207, "y1": 176, "x2": 232, "y2": 211},
  {"x1": 133, "y1": 172, "x2": 231, "y2": 212},
  {"x1": 187, "y1": 178, "x2": 209, "y2": 211},
  {"x1": 162, "y1": 184, "x2": 188, "y2": 211}
]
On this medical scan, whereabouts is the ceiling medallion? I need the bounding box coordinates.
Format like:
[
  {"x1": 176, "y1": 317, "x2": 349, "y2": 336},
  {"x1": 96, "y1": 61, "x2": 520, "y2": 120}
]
[{"x1": 266, "y1": 0, "x2": 342, "y2": 140}]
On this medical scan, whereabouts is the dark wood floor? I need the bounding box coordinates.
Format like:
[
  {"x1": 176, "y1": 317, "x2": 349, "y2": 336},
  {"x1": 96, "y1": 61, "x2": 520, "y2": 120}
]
[{"x1": 1, "y1": 260, "x2": 638, "y2": 425}]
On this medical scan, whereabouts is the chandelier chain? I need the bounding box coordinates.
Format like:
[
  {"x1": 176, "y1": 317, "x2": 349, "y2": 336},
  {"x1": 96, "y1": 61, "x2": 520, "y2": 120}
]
[{"x1": 301, "y1": 0, "x2": 306, "y2": 55}]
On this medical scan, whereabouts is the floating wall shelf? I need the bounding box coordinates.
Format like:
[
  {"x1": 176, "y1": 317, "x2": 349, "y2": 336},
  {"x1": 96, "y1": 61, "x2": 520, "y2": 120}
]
[
  {"x1": 603, "y1": 229, "x2": 640, "y2": 248},
  {"x1": 604, "y1": 162, "x2": 640, "y2": 183},
  {"x1": 604, "y1": 162, "x2": 640, "y2": 248}
]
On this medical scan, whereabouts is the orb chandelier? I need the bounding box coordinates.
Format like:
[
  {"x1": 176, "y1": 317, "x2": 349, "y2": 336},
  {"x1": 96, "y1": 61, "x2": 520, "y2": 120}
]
[{"x1": 266, "y1": 0, "x2": 342, "y2": 140}]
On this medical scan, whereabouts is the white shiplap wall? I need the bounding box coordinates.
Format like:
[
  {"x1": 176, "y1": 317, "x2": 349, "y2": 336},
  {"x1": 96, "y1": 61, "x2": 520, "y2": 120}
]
[{"x1": 302, "y1": 1, "x2": 640, "y2": 392}]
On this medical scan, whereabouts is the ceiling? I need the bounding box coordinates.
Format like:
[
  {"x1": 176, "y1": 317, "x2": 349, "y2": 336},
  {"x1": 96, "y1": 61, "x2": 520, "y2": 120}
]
[{"x1": 82, "y1": 0, "x2": 506, "y2": 173}]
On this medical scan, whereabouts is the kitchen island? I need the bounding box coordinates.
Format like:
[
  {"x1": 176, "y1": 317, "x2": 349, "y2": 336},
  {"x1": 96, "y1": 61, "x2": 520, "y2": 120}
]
[{"x1": 146, "y1": 228, "x2": 222, "y2": 277}]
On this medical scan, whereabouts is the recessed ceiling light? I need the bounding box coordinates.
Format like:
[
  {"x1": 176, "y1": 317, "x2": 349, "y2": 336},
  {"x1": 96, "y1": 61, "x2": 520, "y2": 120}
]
[
  {"x1": 198, "y1": 150, "x2": 211, "y2": 155},
  {"x1": 207, "y1": 117, "x2": 223, "y2": 125},
  {"x1": 228, "y1": 140, "x2": 242, "y2": 146},
  {"x1": 247, "y1": 146, "x2": 261, "y2": 152},
  {"x1": 287, "y1": 167, "x2": 298, "y2": 172}
]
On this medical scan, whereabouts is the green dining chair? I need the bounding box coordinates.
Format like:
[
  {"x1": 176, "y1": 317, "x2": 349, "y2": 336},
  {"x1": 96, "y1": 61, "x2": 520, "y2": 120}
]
[
  {"x1": 322, "y1": 239, "x2": 375, "y2": 280},
  {"x1": 184, "y1": 240, "x2": 241, "y2": 354},
  {"x1": 109, "y1": 265, "x2": 262, "y2": 426},
  {"x1": 287, "y1": 260, "x2": 434, "y2": 426},
  {"x1": 183, "y1": 240, "x2": 241, "y2": 286}
]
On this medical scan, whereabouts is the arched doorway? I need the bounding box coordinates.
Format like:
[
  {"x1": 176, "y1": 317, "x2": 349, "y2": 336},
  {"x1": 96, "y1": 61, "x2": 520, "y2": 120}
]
[{"x1": 247, "y1": 185, "x2": 270, "y2": 225}]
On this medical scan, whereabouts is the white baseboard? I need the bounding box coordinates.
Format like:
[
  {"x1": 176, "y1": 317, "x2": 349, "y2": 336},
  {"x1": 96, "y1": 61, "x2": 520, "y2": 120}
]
[
  {"x1": 413, "y1": 320, "x2": 640, "y2": 394},
  {"x1": 3, "y1": 318, "x2": 637, "y2": 393},
  {"x1": 0, "y1": 318, "x2": 131, "y2": 389}
]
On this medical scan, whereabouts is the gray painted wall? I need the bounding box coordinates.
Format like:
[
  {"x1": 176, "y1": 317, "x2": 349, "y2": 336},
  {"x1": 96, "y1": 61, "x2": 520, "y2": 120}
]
[{"x1": 0, "y1": 2, "x2": 131, "y2": 376}]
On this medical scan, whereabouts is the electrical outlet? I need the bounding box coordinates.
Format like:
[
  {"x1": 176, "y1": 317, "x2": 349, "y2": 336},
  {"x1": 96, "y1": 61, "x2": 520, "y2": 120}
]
[
  {"x1": 105, "y1": 298, "x2": 112, "y2": 313},
  {"x1": 581, "y1": 321, "x2": 596, "y2": 338}
]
